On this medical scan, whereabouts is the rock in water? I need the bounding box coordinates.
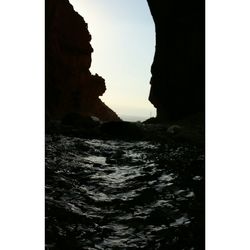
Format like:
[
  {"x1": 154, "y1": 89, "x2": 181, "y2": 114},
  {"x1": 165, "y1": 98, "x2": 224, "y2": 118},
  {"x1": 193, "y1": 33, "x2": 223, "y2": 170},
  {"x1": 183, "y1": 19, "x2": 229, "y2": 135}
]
[{"x1": 167, "y1": 125, "x2": 182, "y2": 135}]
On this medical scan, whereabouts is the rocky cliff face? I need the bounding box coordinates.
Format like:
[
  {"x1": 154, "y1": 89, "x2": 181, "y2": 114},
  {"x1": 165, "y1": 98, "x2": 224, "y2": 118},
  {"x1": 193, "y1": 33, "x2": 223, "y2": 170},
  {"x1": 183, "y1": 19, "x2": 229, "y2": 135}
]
[
  {"x1": 45, "y1": 0, "x2": 120, "y2": 121},
  {"x1": 147, "y1": 0, "x2": 205, "y2": 121}
]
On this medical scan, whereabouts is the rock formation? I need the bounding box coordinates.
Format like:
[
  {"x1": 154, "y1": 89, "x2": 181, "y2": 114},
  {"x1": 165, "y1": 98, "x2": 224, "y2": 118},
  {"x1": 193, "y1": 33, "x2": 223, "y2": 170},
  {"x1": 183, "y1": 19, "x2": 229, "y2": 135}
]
[
  {"x1": 147, "y1": 0, "x2": 205, "y2": 121},
  {"x1": 45, "y1": 0, "x2": 120, "y2": 121}
]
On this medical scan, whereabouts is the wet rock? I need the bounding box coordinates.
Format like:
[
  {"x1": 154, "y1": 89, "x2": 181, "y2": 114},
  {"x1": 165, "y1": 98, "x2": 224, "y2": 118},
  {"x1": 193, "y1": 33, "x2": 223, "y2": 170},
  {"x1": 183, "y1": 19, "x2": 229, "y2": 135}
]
[{"x1": 46, "y1": 136, "x2": 205, "y2": 249}]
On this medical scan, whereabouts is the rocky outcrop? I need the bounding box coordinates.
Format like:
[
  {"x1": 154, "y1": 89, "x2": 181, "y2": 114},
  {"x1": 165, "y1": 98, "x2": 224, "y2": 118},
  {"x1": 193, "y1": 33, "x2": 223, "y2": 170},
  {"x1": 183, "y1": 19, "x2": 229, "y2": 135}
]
[
  {"x1": 147, "y1": 0, "x2": 205, "y2": 121},
  {"x1": 45, "y1": 0, "x2": 120, "y2": 121}
]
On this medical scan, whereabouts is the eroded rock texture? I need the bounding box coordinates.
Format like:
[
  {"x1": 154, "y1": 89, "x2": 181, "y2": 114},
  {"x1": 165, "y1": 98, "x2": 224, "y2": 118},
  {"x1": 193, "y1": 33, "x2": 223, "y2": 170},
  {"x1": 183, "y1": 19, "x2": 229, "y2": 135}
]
[
  {"x1": 147, "y1": 0, "x2": 205, "y2": 121},
  {"x1": 45, "y1": 0, "x2": 120, "y2": 121}
]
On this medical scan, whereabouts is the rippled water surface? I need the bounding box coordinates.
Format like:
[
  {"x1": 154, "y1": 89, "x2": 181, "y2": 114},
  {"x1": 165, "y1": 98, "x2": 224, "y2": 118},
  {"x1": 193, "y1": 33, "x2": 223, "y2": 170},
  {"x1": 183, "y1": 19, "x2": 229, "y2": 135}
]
[{"x1": 46, "y1": 135, "x2": 204, "y2": 249}]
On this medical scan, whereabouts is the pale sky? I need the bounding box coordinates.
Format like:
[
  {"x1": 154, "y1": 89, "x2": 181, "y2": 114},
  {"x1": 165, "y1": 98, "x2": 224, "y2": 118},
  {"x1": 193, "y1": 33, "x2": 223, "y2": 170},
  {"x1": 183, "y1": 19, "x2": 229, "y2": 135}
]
[{"x1": 69, "y1": 0, "x2": 156, "y2": 119}]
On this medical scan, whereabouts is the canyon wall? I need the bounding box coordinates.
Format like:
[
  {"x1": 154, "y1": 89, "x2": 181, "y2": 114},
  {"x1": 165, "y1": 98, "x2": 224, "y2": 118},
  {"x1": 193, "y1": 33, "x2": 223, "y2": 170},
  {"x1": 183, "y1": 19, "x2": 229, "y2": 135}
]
[
  {"x1": 147, "y1": 0, "x2": 205, "y2": 121},
  {"x1": 45, "y1": 0, "x2": 120, "y2": 121}
]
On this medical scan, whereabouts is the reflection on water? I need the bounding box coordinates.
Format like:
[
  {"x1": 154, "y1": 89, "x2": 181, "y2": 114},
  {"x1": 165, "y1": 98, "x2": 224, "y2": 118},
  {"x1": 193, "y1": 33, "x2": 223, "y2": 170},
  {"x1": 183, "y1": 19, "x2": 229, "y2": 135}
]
[{"x1": 46, "y1": 135, "x2": 204, "y2": 249}]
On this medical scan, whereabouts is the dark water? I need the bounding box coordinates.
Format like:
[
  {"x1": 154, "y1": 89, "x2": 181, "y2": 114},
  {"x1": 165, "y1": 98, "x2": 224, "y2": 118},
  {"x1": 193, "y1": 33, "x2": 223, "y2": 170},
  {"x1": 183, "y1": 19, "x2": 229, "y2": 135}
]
[{"x1": 45, "y1": 135, "x2": 204, "y2": 250}]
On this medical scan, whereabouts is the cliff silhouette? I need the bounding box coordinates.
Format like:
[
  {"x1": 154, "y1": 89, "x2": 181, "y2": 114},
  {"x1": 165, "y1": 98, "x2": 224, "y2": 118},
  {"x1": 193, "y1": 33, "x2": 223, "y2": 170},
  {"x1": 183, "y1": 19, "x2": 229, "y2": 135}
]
[
  {"x1": 147, "y1": 0, "x2": 205, "y2": 121},
  {"x1": 45, "y1": 0, "x2": 120, "y2": 121}
]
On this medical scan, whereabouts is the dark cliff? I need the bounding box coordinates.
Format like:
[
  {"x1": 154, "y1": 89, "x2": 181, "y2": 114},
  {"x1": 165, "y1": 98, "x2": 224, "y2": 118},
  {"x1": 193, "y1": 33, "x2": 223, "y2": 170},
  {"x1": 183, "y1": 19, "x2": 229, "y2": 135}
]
[
  {"x1": 45, "y1": 0, "x2": 120, "y2": 121},
  {"x1": 147, "y1": 0, "x2": 205, "y2": 121}
]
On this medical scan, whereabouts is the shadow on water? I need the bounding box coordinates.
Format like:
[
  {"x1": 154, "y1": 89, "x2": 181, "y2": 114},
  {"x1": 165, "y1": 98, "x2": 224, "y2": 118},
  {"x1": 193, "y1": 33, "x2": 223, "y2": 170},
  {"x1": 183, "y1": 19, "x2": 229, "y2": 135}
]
[{"x1": 46, "y1": 135, "x2": 204, "y2": 249}]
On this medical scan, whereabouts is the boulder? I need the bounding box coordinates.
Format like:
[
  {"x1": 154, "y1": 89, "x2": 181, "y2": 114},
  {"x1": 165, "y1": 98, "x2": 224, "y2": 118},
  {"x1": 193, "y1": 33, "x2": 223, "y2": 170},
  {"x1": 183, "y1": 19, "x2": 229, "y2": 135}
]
[
  {"x1": 100, "y1": 121, "x2": 144, "y2": 140},
  {"x1": 61, "y1": 112, "x2": 101, "y2": 128}
]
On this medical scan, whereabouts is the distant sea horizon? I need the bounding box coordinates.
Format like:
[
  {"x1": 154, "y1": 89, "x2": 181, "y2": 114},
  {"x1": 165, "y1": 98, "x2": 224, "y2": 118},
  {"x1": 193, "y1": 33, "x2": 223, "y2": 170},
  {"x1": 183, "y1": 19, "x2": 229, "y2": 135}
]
[{"x1": 120, "y1": 114, "x2": 153, "y2": 122}]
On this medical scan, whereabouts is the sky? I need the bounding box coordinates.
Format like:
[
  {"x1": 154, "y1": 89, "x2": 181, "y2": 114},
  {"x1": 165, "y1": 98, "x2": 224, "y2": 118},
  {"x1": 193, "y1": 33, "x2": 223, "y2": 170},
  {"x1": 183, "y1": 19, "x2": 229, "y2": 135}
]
[{"x1": 69, "y1": 0, "x2": 156, "y2": 120}]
